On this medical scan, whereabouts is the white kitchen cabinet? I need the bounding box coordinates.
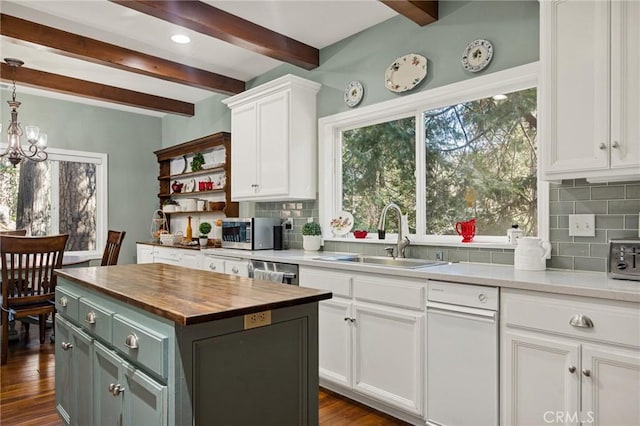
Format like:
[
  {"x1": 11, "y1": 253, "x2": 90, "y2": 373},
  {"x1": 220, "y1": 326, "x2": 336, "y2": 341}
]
[
  {"x1": 223, "y1": 74, "x2": 321, "y2": 201},
  {"x1": 540, "y1": 0, "x2": 640, "y2": 182},
  {"x1": 300, "y1": 266, "x2": 425, "y2": 420},
  {"x1": 138, "y1": 245, "x2": 200, "y2": 269},
  {"x1": 136, "y1": 244, "x2": 154, "y2": 264},
  {"x1": 501, "y1": 289, "x2": 640, "y2": 426}
]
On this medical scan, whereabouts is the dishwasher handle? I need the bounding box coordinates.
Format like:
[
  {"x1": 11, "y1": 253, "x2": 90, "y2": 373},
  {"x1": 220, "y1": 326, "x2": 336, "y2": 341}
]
[{"x1": 427, "y1": 301, "x2": 497, "y2": 321}]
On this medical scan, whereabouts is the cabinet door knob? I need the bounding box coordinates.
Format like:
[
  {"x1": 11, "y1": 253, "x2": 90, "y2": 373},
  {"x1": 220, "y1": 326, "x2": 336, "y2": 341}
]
[
  {"x1": 124, "y1": 334, "x2": 139, "y2": 350},
  {"x1": 344, "y1": 317, "x2": 350, "y2": 322},
  {"x1": 582, "y1": 369, "x2": 591, "y2": 377},
  {"x1": 612, "y1": 141, "x2": 620, "y2": 149},
  {"x1": 85, "y1": 311, "x2": 96, "y2": 325},
  {"x1": 61, "y1": 342, "x2": 73, "y2": 351},
  {"x1": 569, "y1": 314, "x2": 594, "y2": 328},
  {"x1": 599, "y1": 143, "x2": 607, "y2": 150},
  {"x1": 350, "y1": 318, "x2": 356, "y2": 323},
  {"x1": 232, "y1": 266, "x2": 239, "y2": 273},
  {"x1": 109, "y1": 383, "x2": 125, "y2": 396},
  {"x1": 209, "y1": 263, "x2": 216, "y2": 270},
  {"x1": 568, "y1": 365, "x2": 576, "y2": 373},
  {"x1": 59, "y1": 296, "x2": 68, "y2": 307}
]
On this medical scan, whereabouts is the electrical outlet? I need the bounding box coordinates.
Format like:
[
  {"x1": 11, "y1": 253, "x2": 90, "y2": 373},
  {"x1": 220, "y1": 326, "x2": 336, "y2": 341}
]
[
  {"x1": 568, "y1": 214, "x2": 595, "y2": 237},
  {"x1": 282, "y1": 218, "x2": 293, "y2": 230},
  {"x1": 244, "y1": 310, "x2": 272, "y2": 329},
  {"x1": 435, "y1": 250, "x2": 445, "y2": 261}
]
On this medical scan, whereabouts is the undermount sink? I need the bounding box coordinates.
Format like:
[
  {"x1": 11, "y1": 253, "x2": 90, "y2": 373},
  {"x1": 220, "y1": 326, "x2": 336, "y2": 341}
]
[{"x1": 314, "y1": 255, "x2": 449, "y2": 269}]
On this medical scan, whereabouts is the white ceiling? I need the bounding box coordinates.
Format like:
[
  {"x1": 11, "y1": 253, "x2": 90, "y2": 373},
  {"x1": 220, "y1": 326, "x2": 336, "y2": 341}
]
[{"x1": 0, "y1": 0, "x2": 397, "y2": 116}]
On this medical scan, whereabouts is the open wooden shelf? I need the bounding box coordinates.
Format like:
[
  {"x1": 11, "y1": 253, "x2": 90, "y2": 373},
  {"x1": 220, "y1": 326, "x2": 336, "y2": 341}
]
[
  {"x1": 158, "y1": 188, "x2": 225, "y2": 198},
  {"x1": 158, "y1": 165, "x2": 225, "y2": 181}
]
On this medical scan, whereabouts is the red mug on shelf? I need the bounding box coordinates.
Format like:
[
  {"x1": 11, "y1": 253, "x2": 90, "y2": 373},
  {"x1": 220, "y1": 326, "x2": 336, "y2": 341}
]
[
  {"x1": 455, "y1": 218, "x2": 476, "y2": 243},
  {"x1": 198, "y1": 181, "x2": 206, "y2": 191},
  {"x1": 205, "y1": 181, "x2": 213, "y2": 191}
]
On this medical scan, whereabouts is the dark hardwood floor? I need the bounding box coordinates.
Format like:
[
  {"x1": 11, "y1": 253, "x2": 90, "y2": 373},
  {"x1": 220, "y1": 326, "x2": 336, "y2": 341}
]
[{"x1": 1, "y1": 324, "x2": 409, "y2": 425}]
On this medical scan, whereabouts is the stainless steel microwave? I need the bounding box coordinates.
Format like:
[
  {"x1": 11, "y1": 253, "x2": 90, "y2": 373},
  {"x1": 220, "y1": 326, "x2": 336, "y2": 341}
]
[{"x1": 221, "y1": 217, "x2": 281, "y2": 250}]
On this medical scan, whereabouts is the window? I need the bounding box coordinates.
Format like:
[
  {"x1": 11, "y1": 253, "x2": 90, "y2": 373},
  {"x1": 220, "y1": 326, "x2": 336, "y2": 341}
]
[
  {"x1": 319, "y1": 63, "x2": 546, "y2": 246},
  {"x1": 0, "y1": 147, "x2": 108, "y2": 256}
]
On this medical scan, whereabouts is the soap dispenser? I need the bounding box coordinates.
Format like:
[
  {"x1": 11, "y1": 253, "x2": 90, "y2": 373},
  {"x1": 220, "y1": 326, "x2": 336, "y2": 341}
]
[{"x1": 507, "y1": 224, "x2": 523, "y2": 245}]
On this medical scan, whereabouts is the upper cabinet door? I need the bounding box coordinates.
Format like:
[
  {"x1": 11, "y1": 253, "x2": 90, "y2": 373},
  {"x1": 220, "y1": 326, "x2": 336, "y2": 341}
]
[
  {"x1": 541, "y1": 0, "x2": 640, "y2": 182},
  {"x1": 224, "y1": 74, "x2": 321, "y2": 201},
  {"x1": 540, "y1": 0, "x2": 610, "y2": 177},
  {"x1": 610, "y1": 0, "x2": 640, "y2": 170}
]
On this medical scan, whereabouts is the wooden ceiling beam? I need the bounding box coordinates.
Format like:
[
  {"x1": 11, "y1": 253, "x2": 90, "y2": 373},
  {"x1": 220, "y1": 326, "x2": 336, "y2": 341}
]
[
  {"x1": 109, "y1": 0, "x2": 319, "y2": 70},
  {"x1": 0, "y1": 14, "x2": 244, "y2": 95},
  {"x1": 380, "y1": 1, "x2": 438, "y2": 26},
  {"x1": 0, "y1": 63, "x2": 195, "y2": 116}
]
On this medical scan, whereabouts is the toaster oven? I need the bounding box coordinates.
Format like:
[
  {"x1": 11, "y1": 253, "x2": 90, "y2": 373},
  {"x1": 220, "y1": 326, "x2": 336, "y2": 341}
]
[{"x1": 608, "y1": 238, "x2": 640, "y2": 281}]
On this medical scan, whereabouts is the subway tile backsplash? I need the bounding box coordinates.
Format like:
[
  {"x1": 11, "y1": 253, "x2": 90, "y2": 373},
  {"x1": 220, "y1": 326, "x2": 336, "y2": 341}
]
[{"x1": 254, "y1": 180, "x2": 640, "y2": 272}]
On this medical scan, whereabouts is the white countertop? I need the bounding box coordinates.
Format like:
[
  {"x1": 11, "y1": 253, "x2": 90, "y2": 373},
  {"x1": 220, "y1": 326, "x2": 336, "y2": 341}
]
[{"x1": 198, "y1": 247, "x2": 640, "y2": 303}]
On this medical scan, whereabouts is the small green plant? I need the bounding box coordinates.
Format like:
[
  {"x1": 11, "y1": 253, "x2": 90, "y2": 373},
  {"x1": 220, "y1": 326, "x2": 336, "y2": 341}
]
[
  {"x1": 199, "y1": 221, "x2": 212, "y2": 237},
  {"x1": 163, "y1": 198, "x2": 179, "y2": 206},
  {"x1": 191, "y1": 153, "x2": 205, "y2": 171},
  {"x1": 302, "y1": 221, "x2": 322, "y2": 236}
]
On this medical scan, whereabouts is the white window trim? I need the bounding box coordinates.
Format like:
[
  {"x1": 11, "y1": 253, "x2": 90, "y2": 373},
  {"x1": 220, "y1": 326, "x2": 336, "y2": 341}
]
[
  {"x1": 318, "y1": 62, "x2": 548, "y2": 250},
  {"x1": 1, "y1": 145, "x2": 108, "y2": 258}
]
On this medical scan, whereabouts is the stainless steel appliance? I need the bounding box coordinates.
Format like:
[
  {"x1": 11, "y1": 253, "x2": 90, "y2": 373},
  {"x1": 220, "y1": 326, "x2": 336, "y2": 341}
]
[
  {"x1": 249, "y1": 259, "x2": 298, "y2": 285},
  {"x1": 220, "y1": 218, "x2": 280, "y2": 250},
  {"x1": 608, "y1": 238, "x2": 640, "y2": 280},
  {"x1": 426, "y1": 280, "x2": 499, "y2": 426}
]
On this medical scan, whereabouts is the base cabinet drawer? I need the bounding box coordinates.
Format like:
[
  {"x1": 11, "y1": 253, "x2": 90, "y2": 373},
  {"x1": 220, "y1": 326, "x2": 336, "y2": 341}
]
[
  {"x1": 112, "y1": 315, "x2": 168, "y2": 379},
  {"x1": 56, "y1": 287, "x2": 80, "y2": 323},
  {"x1": 78, "y1": 299, "x2": 114, "y2": 343}
]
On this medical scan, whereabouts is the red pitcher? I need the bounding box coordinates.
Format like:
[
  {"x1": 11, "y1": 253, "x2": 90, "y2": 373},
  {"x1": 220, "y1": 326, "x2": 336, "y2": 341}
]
[{"x1": 455, "y1": 218, "x2": 476, "y2": 243}]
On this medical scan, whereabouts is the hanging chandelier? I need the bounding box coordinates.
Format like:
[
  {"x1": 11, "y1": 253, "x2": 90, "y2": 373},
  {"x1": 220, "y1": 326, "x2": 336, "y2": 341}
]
[{"x1": 1, "y1": 58, "x2": 48, "y2": 167}]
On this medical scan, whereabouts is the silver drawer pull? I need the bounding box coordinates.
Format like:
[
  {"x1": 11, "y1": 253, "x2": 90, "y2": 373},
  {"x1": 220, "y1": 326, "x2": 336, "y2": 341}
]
[
  {"x1": 568, "y1": 365, "x2": 576, "y2": 373},
  {"x1": 569, "y1": 314, "x2": 594, "y2": 328},
  {"x1": 599, "y1": 142, "x2": 607, "y2": 150},
  {"x1": 59, "y1": 296, "x2": 68, "y2": 307},
  {"x1": 109, "y1": 383, "x2": 125, "y2": 396},
  {"x1": 209, "y1": 263, "x2": 217, "y2": 270},
  {"x1": 582, "y1": 369, "x2": 591, "y2": 377},
  {"x1": 124, "y1": 334, "x2": 139, "y2": 350},
  {"x1": 85, "y1": 311, "x2": 96, "y2": 325},
  {"x1": 61, "y1": 342, "x2": 73, "y2": 351},
  {"x1": 231, "y1": 266, "x2": 239, "y2": 273}
]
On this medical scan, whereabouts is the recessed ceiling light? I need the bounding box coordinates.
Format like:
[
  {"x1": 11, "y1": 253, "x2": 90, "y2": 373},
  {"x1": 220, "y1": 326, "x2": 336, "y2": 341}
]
[
  {"x1": 171, "y1": 34, "x2": 191, "y2": 44},
  {"x1": 492, "y1": 94, "x2": 508, "y2": 101}
]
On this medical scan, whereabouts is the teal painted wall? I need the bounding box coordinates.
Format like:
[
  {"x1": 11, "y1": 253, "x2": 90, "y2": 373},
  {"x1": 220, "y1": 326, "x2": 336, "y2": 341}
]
[
  {"x1": 1, "y1": 91, "x2": 161, "y2": 264},
  {"x1": 161, "y1": 0, "x2": 539, "y2": 137}
]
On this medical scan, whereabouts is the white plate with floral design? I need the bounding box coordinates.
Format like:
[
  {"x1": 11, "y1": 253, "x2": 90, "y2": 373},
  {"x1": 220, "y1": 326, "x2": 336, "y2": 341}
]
[
  {"x1": 330, "y1": 211, "x2": 354, "y2": 237},
  {"x1": 384, "y1": 53, "x2": 427, "y2": 93}
]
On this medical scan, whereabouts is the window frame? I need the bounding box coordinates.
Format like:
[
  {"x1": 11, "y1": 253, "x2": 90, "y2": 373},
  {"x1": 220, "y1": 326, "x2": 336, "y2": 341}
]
[
  {"x1": 318, "y1": 62, "x2": 547, "y2": 249},
  {"x1": 0, "y1": 146, "x2": 108, "y2": 257}
]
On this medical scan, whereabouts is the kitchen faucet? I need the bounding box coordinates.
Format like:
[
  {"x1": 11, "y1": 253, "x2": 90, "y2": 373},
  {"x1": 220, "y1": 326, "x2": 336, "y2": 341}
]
[{"x1": 378, "y1": 203, "x2": 410, "y2": 258}]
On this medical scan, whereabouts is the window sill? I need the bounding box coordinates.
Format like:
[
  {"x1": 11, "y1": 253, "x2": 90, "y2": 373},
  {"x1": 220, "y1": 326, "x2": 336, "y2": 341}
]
[{"x1": 322, "y1": 236, "x2": 517, "y2": 251}]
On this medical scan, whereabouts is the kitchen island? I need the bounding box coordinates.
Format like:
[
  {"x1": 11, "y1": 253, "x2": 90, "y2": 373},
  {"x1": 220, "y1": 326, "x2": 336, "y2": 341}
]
[{"x1": 53, "y1": 263, "x2": 332, "y2": 426}]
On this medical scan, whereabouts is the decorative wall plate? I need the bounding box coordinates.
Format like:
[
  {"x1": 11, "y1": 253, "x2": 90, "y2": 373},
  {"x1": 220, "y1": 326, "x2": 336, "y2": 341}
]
[
  {"x1": 385, "y1": 53, "x2": 427, "y2": 93},
  {"x1": 461, "y1": 39, "x2": 493, "y2": 73},
  {"x1": 344, "y1": 81, "x2": 364, "y2": 107}
]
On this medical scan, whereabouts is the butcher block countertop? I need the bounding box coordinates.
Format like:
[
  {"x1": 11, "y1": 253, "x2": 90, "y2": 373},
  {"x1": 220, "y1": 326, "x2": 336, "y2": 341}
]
[{"x1": 55, "y1": 263, "x2": 332, "y2": 326}]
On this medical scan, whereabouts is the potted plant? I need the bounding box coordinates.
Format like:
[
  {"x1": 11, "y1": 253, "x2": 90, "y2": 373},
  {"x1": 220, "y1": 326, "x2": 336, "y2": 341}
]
[
  {"x1": 162, "y1": 198, "x2": 180, "y2": 212},
  {"x1": 302, "y1": 221, "x2": 322, "y2": 251},
  {"x1": 191, "y1": 152, "x2": 205, "y2": 172},
  {"x1": 198, "y1": 221, "x2": 212, "y2": 247}
]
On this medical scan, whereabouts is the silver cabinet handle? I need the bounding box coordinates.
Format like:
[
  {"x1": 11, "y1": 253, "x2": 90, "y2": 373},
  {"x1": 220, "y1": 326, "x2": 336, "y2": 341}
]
[
  {"x1": 582, "y1": 369, "x2": 591, "y2": 377},
  {"x1": 569, "y1": 314, "x2": 594, "y2": 328},
  {"x1": 349, "y1": 318, "x2": 356, "y2": 323},
  {"x1": 478, "y1": 293, "x2": 488, "y2": 303},
  {"x1": 231, "y1": 266, "x2": 239, "y2": 274},
  {"x1": 109, "y1": 383, "x2": 125, "y2": 396},
  {"x1": 61, "y1": 342, "x2": 73, "y2": 351},
  {"x1": 344, "y1": 317, "x2": 350, "y2": 322},
  {"x1": 209, "y1": 263, "x2": 217, "y2": 270},
  {"x1": 124, "y1": 334, "x2": 139, "y2": 350},
  {"x1": 568, "y1": 365, "x2": 576, "y2": 373},
  {"x1": 251, "y1": 184, "x2": 259, "y2": 188},
  {"x1": 59, "y1": 296, "x2": 68, "y2": 307},
  {"x1": 599, "y1": 143, "x2": 607, "y2": 150},
  {"x1": 85, "y1": 311, "x2": 96, "y2": 325},
  {"x1": 612, "y1": 141, "x2": 620, "y2": 149}
]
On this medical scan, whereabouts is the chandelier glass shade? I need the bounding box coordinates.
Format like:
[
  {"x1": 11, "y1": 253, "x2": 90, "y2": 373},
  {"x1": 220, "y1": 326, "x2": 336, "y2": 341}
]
[{"x1": 1, "y1": 58, "x2": 48, "y2": 167}]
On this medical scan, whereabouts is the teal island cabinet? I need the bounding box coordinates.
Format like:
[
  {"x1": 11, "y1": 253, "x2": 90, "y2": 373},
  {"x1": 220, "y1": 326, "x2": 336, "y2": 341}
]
[{"x1": 54, "y1": 263, "x2": 331, "y2": 426}]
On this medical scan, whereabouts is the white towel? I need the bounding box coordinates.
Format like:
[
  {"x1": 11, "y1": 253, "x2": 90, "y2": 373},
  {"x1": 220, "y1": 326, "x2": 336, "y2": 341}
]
[{"x1": 253, "y1": 269, "x2": 285, "y2": 283}]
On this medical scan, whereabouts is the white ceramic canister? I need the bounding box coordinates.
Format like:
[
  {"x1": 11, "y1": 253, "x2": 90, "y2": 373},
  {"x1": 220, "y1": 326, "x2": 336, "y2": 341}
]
[
  {"x1": 514, "y1": 237, "x2": 552, "y2": 271},
  {"x1": 507, "y1": 224, "x2": 523, "y2": 245}
]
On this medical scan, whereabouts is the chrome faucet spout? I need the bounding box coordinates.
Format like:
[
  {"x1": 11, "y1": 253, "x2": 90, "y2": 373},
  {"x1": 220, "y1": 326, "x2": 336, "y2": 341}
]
[{"x1": 377, "y1": 203, "x2": 410, "y2": 258}]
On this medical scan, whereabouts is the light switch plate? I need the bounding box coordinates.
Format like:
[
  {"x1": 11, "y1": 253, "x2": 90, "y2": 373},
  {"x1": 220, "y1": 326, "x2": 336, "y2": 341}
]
[{"x1": 569, "y1": 214, "x2": 595, "y2": 237}]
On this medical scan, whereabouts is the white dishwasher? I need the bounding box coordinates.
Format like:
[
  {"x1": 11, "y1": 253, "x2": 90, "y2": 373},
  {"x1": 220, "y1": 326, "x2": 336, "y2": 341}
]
[{"x1": 426, "y1": 280, "x2": 499, "y2": 426}]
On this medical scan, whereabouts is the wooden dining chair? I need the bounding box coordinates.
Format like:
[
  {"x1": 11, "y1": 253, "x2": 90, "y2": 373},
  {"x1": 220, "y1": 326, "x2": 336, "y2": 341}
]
[
  {"x1": 1, "y1": 234, "x2": 69, "y2": 365},
  {"x1": 101, "y1": 230, "x2": 126, "y2": 266},
  {"x1": 0, "y1": 229, "x2": 27, "y2": 236}
]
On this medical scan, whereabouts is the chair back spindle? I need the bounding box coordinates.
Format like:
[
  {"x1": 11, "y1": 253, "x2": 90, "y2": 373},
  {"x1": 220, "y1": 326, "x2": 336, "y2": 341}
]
[{"x1": 101, "y1": 230, "x2": 126, "y2": 266}]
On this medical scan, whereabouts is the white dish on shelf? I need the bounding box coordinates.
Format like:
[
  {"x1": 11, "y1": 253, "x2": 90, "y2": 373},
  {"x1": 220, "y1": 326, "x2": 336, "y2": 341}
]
[
  {"x1": 185, "y1": 178, "x2": 196, "y2": 192},
  {"x1": 330, "y1": 211, "x2": 354, "y2": 237}
]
